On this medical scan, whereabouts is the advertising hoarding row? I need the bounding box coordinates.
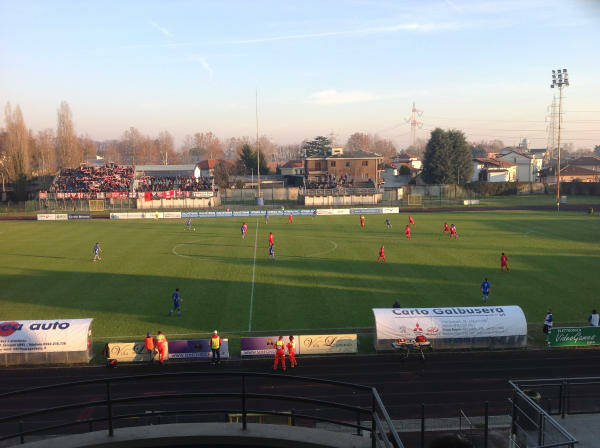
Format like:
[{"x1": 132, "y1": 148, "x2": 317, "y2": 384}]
[
  {"x1": 373, "y1": 306, "x2": 527, "y2": 350},
  {"x1": 106, "y1": 339, "x2": 230, "y2": 362},
  {"x1": 240, "y1": 335, "x2": 357, "y2": 356}
]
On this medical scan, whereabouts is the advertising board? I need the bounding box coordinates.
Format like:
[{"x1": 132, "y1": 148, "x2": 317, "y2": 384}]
[
  {"x1": 68, "y1": 214, "x2": 91, "y2": 220},
  {"x1": 106, "y1": 342, "x2": 153, "y2": 362},
  {"x1": 168, "y1": 339, "x2": 230, "y2": 359},
  {"x1": 316, "y1": 208, "x2": 350, "y2": 216},
  {"x1": 250, "y1": 210, "x2": 267, "y2": 217},
  {"x1": 0, "y1": 319, "x2": 93, "y2": 354},
  {"x1": 299, "y1": 334, "x2": 357, "y2": 354},
  {"x1": 547, "y1": 327, "x2": 600, "y2": 347},
  {"x1": 349, "y1": 208, "x2": 382, "y2": 214},
  {"x1": 55, "y1": 214, "x2": 69, "y2": 221},
  {"x1": 240, "y1": 336, "x2": 300, "y2": 356},
  {"x1": 373, "y1": 306, "x2": 527, "y2": 350},
  {"x1": 37, "y1": 214, "x2": 56, "y2": 221},
  {"x1": 163, "y1": 212, "x2": 182, "y2": 219},
  {"x1": 381, "y1": 207, "x2": 400, "y2": 214},
  {"x1": 215, "y1": 211, "x2": 233, "y2": 217},
  {"x1": 232, "y1": 211, "x2": 250, "y2": 217}
]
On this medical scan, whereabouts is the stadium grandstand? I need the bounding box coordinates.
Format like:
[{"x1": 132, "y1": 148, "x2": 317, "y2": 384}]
[{"x1": 49, "y1": 164, "x2": 134, "y2": 193}]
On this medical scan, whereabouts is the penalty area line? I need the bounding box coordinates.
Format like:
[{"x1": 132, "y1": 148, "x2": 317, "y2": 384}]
[{"x1": 248, "y1": 218, "x2": 259, "y2": 332}]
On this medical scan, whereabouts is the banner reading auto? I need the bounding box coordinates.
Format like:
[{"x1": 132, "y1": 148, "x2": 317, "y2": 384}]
[
  {"x1": 0, "y1": 319, "x2": 93, "y2": 354},
  {"x1": 373, "y1": 306, "x2": 527, "y2": 350}
]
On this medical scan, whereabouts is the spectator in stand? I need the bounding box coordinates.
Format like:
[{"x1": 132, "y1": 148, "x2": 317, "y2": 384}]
[
  {"x1": 50, "y1": 164, "x2": 134, "y2": 193},
  {"x1": 136, "y1": 175, "x2": 212, "y2": 192}
]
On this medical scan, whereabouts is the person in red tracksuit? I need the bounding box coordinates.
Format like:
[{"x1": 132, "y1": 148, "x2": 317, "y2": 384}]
[
  {"x1": 288, "y1": 213, "x2": 293, "y2": 223},
  {"x1": 273, "y1": 336, "x2": 286, "y2": 371},
  {"x1": 286, "y1": 335, "x2": 298, "y2": 368},
  {"x1": 155, "y1": 331, "x2": 167, "y2": 365}
]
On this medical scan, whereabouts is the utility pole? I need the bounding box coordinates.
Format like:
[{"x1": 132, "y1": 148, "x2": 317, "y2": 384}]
[
  {"x1": 551, "y1": 69, "x2": 569, "y2": 212},
  {"x1": 256, "y1": 89, "x2": 261, "y2": 201},
  {"x1": 546, "y1": 95, "x2": 558, "y2": 164},
  {"x1": 405, "y1": 102, "x2": 423, "y2": 148}
]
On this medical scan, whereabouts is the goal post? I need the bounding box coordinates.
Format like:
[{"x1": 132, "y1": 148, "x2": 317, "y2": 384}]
[
  {"x1": 89, "y1": 199, "x2": 105, "y2": 212},
  {"x1": 407, "y1": 194, "x2": 422, "y2": 206}
]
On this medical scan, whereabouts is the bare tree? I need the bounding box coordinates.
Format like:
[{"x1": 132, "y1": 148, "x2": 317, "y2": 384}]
[
  {"x1": 345, "y1": 132, "x2": 373, "y2": 152},
  {"x1": 3, "y1": 102, "x2": 30, "y2": 179},
  {"x1": 78, "y1": 134, "x2": 97, "y2": 162},
  {"x1": 56, "y1": 101, "x2": 80, "y2": 168},
  {"x1": 30, "y1": 129, "x2": 56, "y2": 175},
  {"x1": 156, "y1": 130, "x2": 177, "y2": 164}
]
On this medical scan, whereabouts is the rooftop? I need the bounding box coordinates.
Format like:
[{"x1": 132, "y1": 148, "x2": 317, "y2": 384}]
[{"x1": 474, "y1": 157, "x2": 516, "y2": 168}]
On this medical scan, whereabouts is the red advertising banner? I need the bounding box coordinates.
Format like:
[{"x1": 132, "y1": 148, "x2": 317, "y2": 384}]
[
  {"x1": 145, "y1": 192, "x2": 152, "y2": 202},
  {"x1": 38, "y1": 191, "x2": 47, "y2": 199},
  {"x1": 57, "y1": 193, "x2": 64, "y2": 199}
]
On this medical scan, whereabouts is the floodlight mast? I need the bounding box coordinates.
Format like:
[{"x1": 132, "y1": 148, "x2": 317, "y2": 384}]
[{"x1": 550, "y1": 69, "x2": 569, "y2": 212}]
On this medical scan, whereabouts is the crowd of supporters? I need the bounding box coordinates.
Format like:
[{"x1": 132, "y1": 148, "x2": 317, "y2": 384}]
[
  {"x1": 305, "y1": 174, "x2": 353, "y2": 190},
  {"x1": 136, "y1": 176, "x2": 213, "y2": 192},
  {"x1": 50, "y1": 164, "x2": 133, "y2": 193}
]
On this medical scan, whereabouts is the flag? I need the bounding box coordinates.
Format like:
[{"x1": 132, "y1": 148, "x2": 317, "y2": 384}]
[
  {"x1": 145, "y1": 192, "x2": 152, "y2": 202},
  {"x1": 96, "y1": 155, "x2": 104, "y2": 160}
]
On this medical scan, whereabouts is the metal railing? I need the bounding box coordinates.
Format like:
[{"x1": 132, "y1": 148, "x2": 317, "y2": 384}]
[
  {"x1": 509, "y1": 379, "x2": 579, "y2": 448},
  {"x1": 0, "y1": 371, "x2": 404, "y2": 448}
]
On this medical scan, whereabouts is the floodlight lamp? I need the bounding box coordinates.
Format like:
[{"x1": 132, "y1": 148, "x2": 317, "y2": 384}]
[
  {"x1": 552, "y1": 70, "x2": 556, "y2": 74},
  {"x1": 563, "y1": 69, "x2": 567, "y2": 73},
  {"x1": 551, "y1": 84, "x2": 555, "y2": 88},
  {"x1": 565, "y1": 81, "x2": 569, "y2": 86}
]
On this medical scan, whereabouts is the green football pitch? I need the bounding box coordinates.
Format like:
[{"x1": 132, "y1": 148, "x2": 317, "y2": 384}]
[{"x1": 0, "y1": 211, "x2": 598, "y2": 341}]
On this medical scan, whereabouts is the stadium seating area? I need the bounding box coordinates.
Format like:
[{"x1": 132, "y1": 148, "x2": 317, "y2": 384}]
[
  {"x1": 305, "y1": 174, "x2": 353, "y2": 190},
  {"x1": 136, "y1": 176, "x2": 213, "y2": 192},
  {"x1": 50, "y1": 164, "x2": 134, "y2": 193}
]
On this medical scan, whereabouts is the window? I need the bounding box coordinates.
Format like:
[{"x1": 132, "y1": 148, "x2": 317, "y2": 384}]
[
  {"x1": 346, "y1": 162, "x2": 350, "y2": 167},
  {"x1": 362, "y1": 160, "x2": 368, "y2": 166},
  {"x1": 330, "y1": 161, "x2": 336, "y2": 167}
]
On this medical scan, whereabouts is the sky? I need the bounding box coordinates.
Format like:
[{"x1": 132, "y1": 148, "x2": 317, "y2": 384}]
[{"x1": 1, "y1": 0, "x2": 599, "y2": 150}]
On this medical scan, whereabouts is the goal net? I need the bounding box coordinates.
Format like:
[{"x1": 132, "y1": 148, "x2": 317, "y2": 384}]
[
  {"x1": 89, "y1": 200, "x2": 105, "y2": 212},
  {"x1": 407, "y1": 194, "x2": 422, "y2": 206}
]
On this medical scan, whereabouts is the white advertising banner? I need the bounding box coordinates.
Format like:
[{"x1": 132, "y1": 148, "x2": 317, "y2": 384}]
[
  {"x1": 316, "y1": 208, "x2": 351, "y2": 216},
  {"x1": 373, "y1": 306, "x2": 527, "y2": 350},
  {"x1": 37, "y1": 214, "x2": 56, "y2": 221},
  {"x1": 0, "y1": 319, "x2": 93, "y2": 353},
  {"x1": 299, "y1": 334, "x2": 357, "y2": 354},
  {"x1": 381, "y1": 207, "x2": 399, "y2": 214},
  {"x1": 55, "y1": 214, "x2": 69, "y2": 221},
  {"x1": 163, "y1": 211, "x2": 182, "y2": 219},
  {"x1": 143, "y1": 212, "x2": 163, "y2": 219}
]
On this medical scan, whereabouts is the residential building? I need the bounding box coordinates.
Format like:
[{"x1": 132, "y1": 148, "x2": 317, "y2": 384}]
[
  {"x1": 497, "y1": 149, "x2": 543, "y2": 182},
  {"x1": 280, "y1": 160, "x2": 304, "y2": 176},
  {"x1": 393, "y1": 153, "x2": 422, "y2": 170},
  {"x1": 472, "y1": 158, "x2": 517, "y2": 182},
  {"x1": 539, "y1": 165, "x2": 599, "y2": 183},
  {"x1": 568, "y1": 156, "x2": 600, "y2": 178},
  {"x1": 304, "y1": 149, "x2": 383, "y2": 186},
  {"x1": 196, "y1": 159, "x2": 235, "y2": 178}
]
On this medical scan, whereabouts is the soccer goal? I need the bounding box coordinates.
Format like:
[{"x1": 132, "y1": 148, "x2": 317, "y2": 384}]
[
  {"x1": 407, "y1": 194, "x2": 422, "y2": 206},
  {"x1": 89, "y1": 199, "x2": 105, "y2": 212}
]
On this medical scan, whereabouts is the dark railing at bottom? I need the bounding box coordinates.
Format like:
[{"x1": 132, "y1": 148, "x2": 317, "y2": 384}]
[{"x1": 0, "y1": 371, "x2": 404, "y2": 448}]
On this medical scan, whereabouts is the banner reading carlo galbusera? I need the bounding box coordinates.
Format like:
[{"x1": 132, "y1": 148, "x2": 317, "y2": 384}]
[
  {"x1": 0, "y1": 319, "x2": 93, "y2": 353},
  {"x1": 548, "y1": 327, "x2": 600, "y2": 347}
]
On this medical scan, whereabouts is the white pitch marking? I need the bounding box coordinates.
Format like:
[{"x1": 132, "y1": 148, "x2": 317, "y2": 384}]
[
  {"x1": 306, "y1": 240, "x2": 338, "y2": 258},
  {"x1": 171, "y1": 242, "x2": 194, "y2": 258},
  {"x1": 248, "y1": 218, "x2": 259, "y2": 332}
]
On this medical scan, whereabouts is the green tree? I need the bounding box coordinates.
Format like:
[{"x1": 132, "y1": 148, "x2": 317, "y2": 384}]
[
  {"x1": 302, "y1": 136, "x2": 331, "y2": 157},
  {"x1": 422, "y1": 128, "x2": 473, "y2": 185},
  {"x1": 469, "y1": 144, "x2": 487, "y2": 158},
  {"x1": 238, "y1": 144, "x2": 269, "y2": 174},
  {"x1": 448, "y1": 129, "x2": 473, "y2": 184}
]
